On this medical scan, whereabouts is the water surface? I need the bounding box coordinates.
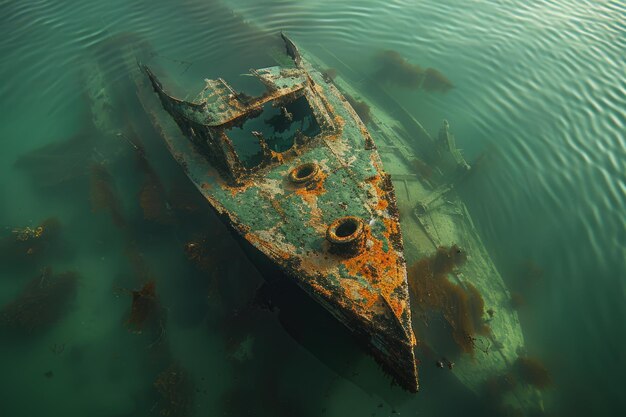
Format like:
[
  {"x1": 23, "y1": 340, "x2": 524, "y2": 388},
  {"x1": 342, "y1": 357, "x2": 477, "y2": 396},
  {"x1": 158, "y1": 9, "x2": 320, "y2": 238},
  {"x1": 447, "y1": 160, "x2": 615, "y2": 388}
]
[{"x1": 0, "y1": 0, "x2": 624, "y2": 416}]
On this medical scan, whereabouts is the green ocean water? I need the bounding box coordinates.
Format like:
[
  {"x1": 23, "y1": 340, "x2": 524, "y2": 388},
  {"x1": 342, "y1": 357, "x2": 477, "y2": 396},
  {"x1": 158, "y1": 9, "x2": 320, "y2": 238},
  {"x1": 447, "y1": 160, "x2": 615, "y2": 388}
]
[{"x1": 0, "y1": 0, "x2": 624, "y2": 416}]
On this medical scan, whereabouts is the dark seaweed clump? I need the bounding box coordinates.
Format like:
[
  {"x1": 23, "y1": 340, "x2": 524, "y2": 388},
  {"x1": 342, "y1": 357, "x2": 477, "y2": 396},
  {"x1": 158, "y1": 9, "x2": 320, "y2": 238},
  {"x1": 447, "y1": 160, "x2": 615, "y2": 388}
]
[
  {"x1": 483, "y1": 372, "x2": 517, "y2": 402},
  {"x1": 133, "y1": 142, "x2": 173, "y2": 225},
  {"x1": 154, "y1": 363, "x2": 194, "y2": 417},
  {"x1": 375, "y1": 50, "x2": 424, "y2": 89},
  {"x1": 407, "y1": 245, "x2": 490, "y2": 353},
  {"x1": 139, "y1": 180, "x2": 171, "y2": 224},
  {"x1": 421, "y1": 67, "x2": 454, "y2": 92},
  {"x1": 374, "y1": 50, "x2": 453, "y2": 93},
  {"x1": 481, "y1": 372, "x2": 525, "y2": 417},
  {"x1": 14, "y1": 132, "x2": 93, "y2": 190},
  {"x1": 126, "y1": 280, "x2": 160, "y2": 333},
  {"x1": 0, "y1": 267, "x2": 78, "y2": 334},
  {"x1": 90, "y1": 163, "x2": 126, "y2": 228},
  {"x1": 479, "y1": 356, "x2": 551, "y2": 415},
  {"x1": 344, "y1": 93, "x2": 372, "y2": 125},
  {"x1": 510, "y1": 291, "x2": 525, "y2": 309},
  {"x1": 515, "y1": 356, "x2": 552, "y2": 389}
]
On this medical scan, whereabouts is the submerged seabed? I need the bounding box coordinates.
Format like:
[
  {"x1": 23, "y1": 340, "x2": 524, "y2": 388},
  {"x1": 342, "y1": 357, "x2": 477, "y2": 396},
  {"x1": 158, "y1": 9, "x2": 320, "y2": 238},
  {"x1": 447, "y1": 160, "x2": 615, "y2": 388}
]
[{"x1": 0, "y1": 0, "x2": 625, "y2": 416}]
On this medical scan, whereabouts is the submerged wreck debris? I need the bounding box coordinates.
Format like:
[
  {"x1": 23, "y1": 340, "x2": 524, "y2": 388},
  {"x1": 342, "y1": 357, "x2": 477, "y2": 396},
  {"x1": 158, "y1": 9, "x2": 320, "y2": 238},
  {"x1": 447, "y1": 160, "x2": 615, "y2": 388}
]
[
  {"x1": 515, "y1": 356, "x2": 552, "y2": 389},
  {"x1": 374, "y1": 50, "x2": 453, "y2": 92},
  {"x1": 0, "y1": 217, "x2": 62, "y2": 264},
  {"x1": 90, "y1": 162, "x2": 126, "y2": 228},
  {"x1": 0, "y1": 267, "x2": 78, "y2": 334},
  {"x1": 344, "y1": 93, "x2": 372, "y2": 125},
  {"x1": 412, "y1": 157, "x2": 434, "y2": 179},
  {"x1": 142, "y1": 33, "x2": 418, "y2": 391},
  {"x1": 14, "y1": 132, "x2": 93, "y2": 190},
  {"x1": 153, "y1": 363, "x2": 194, "y2": 417},
  {"x1": 407, "y1": 245, "x2": 490, "y2": 353}
]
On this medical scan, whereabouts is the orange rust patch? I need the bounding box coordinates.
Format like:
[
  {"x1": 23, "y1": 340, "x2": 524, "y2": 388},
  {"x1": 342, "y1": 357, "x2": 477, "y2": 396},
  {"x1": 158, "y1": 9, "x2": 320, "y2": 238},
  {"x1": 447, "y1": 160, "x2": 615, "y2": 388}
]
[
  {"x1": 324, "y1": 162, "x2": 406, "y2": 320},
  {"x1": 376, "y1": 197, "x2": 389, "y2": 211},
  {"x1": 382, "y1": 217, "x2": 401, "y2": 239},
  {"x1": 368, "y1": 149, "x2": 386, "y2": 174},
  {"x1": 227, "y1": 180, "x2": 255, "y2": 197},
  {"x1": 365, "y1": 174, "x2": 391, "y2": 213},
  {"x1": 270, "y1": 150, "x2": 286, "y2": 164},
  {"x1": 341, "y1": 226, "x2": 405, "y2": 319}
]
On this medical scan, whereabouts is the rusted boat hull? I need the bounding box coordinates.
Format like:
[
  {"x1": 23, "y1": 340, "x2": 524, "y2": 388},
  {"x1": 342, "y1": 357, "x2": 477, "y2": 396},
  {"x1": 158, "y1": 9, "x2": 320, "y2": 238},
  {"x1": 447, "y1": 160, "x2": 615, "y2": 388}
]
[{"x1": 140, "y1": 34, "x2": 419, "y2": 391}]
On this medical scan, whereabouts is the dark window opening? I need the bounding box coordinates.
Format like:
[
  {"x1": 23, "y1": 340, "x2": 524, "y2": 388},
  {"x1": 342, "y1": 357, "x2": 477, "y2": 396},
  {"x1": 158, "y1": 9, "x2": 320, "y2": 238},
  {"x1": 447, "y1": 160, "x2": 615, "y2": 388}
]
[
  {"x1": 264, "y1": 95, "x2": 321, "y2": 152},
  {"x1": 225, "y1": 112, "x2": 265, "y2": 169},
  {"x1": 225, "y1": 96, "x2": 321, "y2": 168}
]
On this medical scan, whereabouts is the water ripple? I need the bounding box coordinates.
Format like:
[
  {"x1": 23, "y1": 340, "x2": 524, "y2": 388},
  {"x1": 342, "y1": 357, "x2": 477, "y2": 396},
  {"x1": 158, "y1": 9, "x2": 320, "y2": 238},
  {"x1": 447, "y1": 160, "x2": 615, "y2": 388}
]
[{"x1": 0, "y1": 0, "x2": 625, "y2": 414}]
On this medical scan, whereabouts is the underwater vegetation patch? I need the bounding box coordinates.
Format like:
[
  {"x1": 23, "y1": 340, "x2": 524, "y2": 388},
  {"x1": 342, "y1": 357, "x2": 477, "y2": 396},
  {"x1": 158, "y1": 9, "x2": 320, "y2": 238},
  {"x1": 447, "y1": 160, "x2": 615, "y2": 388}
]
[
  {"x1": 0, "y1": 267, "x2": 78, "y2": 334},
  {"x1": 154, "y1": 363, "x2": 195, "y2": 417},
  {"x1": 90, "y1": 163, "x2": 126, "y2": 229},
  {"x1": 515, "y1": 356, "x2": 552, "y2": 389},
  {"x1": 407, "y1": 245, "x2": 490, "y2": 353},
  {"x1": 480, "y1": 356, "x2": 552, "y2": 415},
  {"x1": 139, "y1": 179, "x2": 171, "y2": 224},
  {"x1": 14, "y1": 132, "x2": 93, "y2": 190},
  {"x1": 126, "y1": 280, "x2": 159, "y2": 333},
  {"x1": 421, "y1": 67, "x2": 454, "y2": 92},
  {"x1": 374, "y1": 50, "x2": 453, "y2": 93},
  {"x1": 130, "y1": 137, "x2": 174, "y2": 225}
]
